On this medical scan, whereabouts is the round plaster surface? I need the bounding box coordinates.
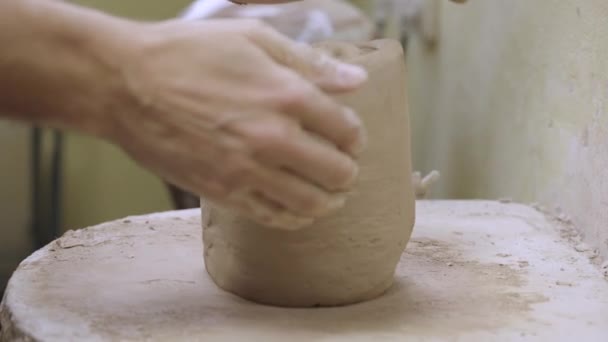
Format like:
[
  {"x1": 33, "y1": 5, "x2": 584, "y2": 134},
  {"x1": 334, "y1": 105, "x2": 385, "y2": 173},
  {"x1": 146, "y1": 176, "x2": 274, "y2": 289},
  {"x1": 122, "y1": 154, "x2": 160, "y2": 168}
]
[{"x1": 2, "y1": 204, "x2": 608, "y2": 341}]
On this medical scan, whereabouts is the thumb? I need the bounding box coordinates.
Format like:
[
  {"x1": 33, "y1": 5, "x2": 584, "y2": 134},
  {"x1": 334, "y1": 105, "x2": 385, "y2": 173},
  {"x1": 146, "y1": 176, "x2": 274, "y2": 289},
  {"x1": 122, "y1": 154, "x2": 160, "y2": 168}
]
[{"x1": 247, "y1": 24, "x2": 368, "y2": 92}]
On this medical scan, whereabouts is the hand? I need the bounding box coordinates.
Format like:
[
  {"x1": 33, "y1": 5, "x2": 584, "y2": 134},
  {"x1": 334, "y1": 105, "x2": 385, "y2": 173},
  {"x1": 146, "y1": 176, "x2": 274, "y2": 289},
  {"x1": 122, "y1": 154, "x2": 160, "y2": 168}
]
[
  {"x1": 230, "y1": 0, "x2": 466, "y2": 4},
  {"x1": 229, "y1": 1, "x2": 300, "y2": 4},
  {"x1": 110, "y1": 19, "x2": 368, "y2": 229}
]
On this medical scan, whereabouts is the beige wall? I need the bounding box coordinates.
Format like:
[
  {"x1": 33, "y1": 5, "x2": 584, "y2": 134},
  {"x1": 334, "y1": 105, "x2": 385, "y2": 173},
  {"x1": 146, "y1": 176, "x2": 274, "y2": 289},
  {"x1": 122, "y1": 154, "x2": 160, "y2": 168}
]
[
  {"x1": 61, "y1": 135, "x2": 172, "y2": 230},
  {"x1": 74, "y1": 0, "x2": 191, "y2": 20},
  {"x1": 407, "y1": 0, "x2": 608, "y2": 258}
]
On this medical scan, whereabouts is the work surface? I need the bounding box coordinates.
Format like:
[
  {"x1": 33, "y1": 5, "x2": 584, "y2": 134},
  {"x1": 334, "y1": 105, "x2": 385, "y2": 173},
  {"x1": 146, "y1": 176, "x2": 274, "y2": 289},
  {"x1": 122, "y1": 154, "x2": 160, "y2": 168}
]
[{"x1": 2, "y1": 201, "x2": 607, "y2": 341}]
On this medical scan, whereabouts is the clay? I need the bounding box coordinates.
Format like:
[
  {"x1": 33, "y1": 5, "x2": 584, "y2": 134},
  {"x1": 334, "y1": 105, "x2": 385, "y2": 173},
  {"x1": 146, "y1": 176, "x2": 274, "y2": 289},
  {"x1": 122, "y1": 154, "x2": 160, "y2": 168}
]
[{"x1": 202, "y1": 39, "x2": 415, "y2": 307}]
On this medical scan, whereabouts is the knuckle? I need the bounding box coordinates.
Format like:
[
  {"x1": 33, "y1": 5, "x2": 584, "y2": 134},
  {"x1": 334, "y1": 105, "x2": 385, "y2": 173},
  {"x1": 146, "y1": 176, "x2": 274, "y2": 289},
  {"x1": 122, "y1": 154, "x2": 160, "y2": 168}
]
[
  {"x1": 219, "y1": 156, "x2": 254, "y2": 189},
  {"x1": 265, "y1": 120, "x2": 295, "y2": 143},
  {"x1": 298, "y1": 194, "x2": 325, "y2": 215},
  {"x1": 248, "y1": 120, "x2": 297, "y2": 154},
  {"x1": 200, "y1": 180, "x2": 229, "y2": 199},
  {"x1": 272, "y1": 83, "x2": 312, "y2": 111},
  {"x1": 219, "y1": 137, "x2": 252, "y2": 160}
]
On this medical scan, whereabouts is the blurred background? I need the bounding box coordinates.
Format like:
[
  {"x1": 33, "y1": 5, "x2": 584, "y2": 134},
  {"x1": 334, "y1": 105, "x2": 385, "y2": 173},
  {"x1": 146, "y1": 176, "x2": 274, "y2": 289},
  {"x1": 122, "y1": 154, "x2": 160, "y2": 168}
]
[{"x1": 1, "y1": 0, "x2": 607, "y2": 295}]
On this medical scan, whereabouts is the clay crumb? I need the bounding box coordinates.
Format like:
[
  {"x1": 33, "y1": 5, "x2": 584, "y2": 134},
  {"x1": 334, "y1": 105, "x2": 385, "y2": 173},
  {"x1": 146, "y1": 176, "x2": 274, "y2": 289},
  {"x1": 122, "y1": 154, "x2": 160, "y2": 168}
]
[
  {"x1": 555, "y1": 281, "x2": 574, "y2": 287},
  {"x1": 496, "y1": 253, "x2": 512, "y2": 258},
  {"x1": 123, "y1": 220, "x2": 131, "y2": 224},
  {"x1": 588, "y1": 250, "x2": 600, "y2": 259},
  {"x1": 601, "y1": 261, "x2": 608, "y2": 270},
  {"x1": 498, "y1": 198, "x2": 513, "y2": 204},
  {"x1": 518, "y1": 261, "x2": 530, "y2": 268},
  {"x1": 574, "y1": 243, "x2": 590, "y2": 253},
  {"x1": 149, "y1": 226, "x2": 156, "y2": 231},
  {"x1": 530, "y1": 202, "x2": 546, "y2": 212},
  {"x1": 447, "y1": 262, "x2": 454, "y2": 267},
  {"x1": 557, "y1": 213, "x2": 571, "y2": 223}
]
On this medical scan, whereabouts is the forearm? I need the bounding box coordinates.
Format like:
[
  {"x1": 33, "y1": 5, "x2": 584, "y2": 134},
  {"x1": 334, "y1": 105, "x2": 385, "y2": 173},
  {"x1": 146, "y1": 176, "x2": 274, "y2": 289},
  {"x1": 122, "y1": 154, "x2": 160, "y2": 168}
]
[{"x1": 0, "y1": 0, "x2": 134, "y2": 138}]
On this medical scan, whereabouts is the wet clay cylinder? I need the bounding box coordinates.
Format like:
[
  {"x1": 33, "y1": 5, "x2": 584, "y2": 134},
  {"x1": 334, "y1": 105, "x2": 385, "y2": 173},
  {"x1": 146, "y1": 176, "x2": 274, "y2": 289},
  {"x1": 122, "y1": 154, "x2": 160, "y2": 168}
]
[{"x1": 202, "y1": 39, "x2": 415, "y2": 307}]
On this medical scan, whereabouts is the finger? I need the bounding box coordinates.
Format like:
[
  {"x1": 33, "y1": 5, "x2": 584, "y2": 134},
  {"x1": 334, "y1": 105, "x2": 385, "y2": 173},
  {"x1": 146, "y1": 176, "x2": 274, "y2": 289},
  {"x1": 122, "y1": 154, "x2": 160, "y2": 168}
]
[
  {"x1": 251, "y1": 165, "x2": 348, "y2": 217},
  {"x1": 279, "y1": 81, "x2": 366, "y2": 156},
  {"x1": 195, "y1": 134, "x2": 346, "y2": 221},
  {"x1": 256, "y1": 127, "x2": 358, "y2": 191},
  {"x1": 246, "y1": 23, "x2": 368, "y2": 92},
  {"x1": 224, "y1": 189, "x2": 315, "y2": 230},
  {"x1": 224, "y1": 112, "x2": 362, "y2": 181},
  {"x1": 181, "y1": 145, "x2": 320, "y2": 229}
]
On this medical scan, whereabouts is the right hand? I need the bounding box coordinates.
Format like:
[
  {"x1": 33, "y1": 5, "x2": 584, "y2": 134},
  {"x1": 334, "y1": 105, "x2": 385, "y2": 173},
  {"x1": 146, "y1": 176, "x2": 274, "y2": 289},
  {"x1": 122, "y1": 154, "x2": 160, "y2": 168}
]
[{"x1": 110, "y1": 19, "x2": 368, "y2": 229}]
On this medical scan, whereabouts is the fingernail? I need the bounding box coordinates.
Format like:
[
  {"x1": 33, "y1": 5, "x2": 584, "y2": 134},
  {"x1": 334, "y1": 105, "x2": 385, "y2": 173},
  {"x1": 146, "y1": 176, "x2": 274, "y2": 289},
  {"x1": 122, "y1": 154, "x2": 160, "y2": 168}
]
[
  {"x1": 344, "y1": 107, "x2": 362, "y2": 126},
  {"x1": 343, "y1": 108, "x2": 367, "y2": 155},
  {"x1": 336, "y1": 63, "x2": 368, "y2": 85},
  {"x1": 346, "y1": 163, "x2": 360, "y2": 189},
  {"x1": 327, "y1": 195, "x2": 347, "y2": 212}
]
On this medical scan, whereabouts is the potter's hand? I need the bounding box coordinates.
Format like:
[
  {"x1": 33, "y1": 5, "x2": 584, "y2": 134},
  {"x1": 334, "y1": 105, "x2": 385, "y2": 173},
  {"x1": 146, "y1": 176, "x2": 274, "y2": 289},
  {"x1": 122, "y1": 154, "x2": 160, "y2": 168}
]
[
  {"x1": 229, "y1": 1, "x2": 300, "y2": 4},
  {"x1": 114, "y1": 19, "x2": 367, "y2": 229},
  {"x1": 0, "y1": 0, "x2": 366, "y2": 229},
  {"x1": 231, "y1": 0, "x2": 466, "y2": 4}
]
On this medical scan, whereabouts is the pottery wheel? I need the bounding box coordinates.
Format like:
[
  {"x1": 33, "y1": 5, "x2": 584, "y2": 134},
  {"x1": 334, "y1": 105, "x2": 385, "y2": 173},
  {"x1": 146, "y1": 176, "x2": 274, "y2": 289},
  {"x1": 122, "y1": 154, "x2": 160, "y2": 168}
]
[{"x1": 2, "y1": 201, "x2": 607, "y2": 341}]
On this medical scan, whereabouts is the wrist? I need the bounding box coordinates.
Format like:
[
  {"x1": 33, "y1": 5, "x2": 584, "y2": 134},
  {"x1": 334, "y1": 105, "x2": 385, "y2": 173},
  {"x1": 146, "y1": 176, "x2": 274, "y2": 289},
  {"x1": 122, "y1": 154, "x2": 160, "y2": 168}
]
[
  {"x1": 39, "y1": 0, "x2": 142, "y2": 140},
  {"x1": 66, "y1": 6, "x2": 144, "y2": 142}
]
